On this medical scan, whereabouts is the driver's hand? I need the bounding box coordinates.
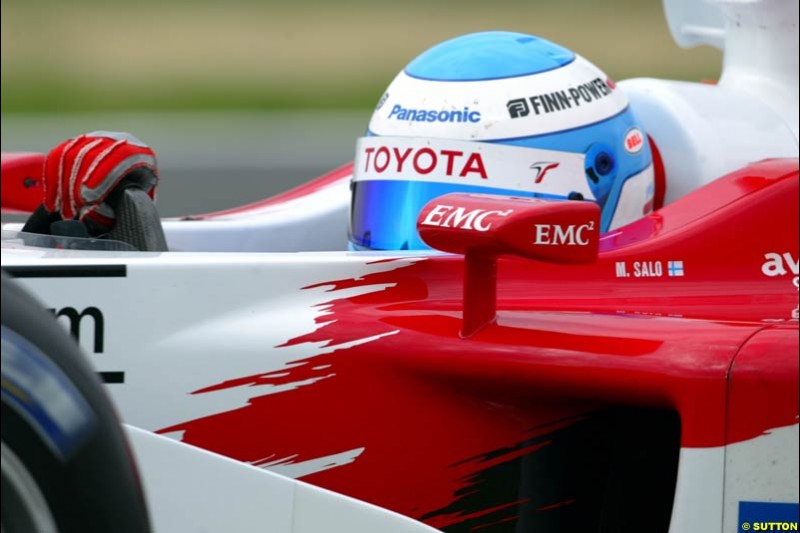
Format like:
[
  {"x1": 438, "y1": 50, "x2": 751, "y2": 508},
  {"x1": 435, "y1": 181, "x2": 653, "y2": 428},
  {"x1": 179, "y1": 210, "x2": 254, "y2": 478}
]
[{"x1": 43, "y1": 131, "x2": 159, "y2": 232}]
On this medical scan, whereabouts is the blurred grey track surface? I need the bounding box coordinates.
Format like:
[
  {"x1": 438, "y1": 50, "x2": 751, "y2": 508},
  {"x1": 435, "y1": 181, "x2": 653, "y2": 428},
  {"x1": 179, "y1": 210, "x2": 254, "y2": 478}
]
[{"x1": 1, "y1": 111, "x2": 369, "y2": 217}]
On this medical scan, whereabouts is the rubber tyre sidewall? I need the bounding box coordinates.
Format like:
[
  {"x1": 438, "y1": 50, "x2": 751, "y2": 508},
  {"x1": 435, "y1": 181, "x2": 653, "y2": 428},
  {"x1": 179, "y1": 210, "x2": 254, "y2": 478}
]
[{"x1": 1, "y1": 271, "x2": 150, "y2": 533}]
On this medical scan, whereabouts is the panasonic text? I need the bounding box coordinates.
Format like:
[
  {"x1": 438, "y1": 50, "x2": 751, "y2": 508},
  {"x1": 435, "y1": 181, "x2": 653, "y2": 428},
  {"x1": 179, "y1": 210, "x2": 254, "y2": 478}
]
[{"x1": 388, "y1": 104, "x2": 481, "y2": 123}]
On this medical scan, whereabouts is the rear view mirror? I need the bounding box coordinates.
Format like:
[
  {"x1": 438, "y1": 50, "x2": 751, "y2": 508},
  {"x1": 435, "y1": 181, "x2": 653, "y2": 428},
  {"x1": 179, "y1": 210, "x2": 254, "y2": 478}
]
[{"x1": 417, "y1": 193, "x2": 600, "y2": 336}]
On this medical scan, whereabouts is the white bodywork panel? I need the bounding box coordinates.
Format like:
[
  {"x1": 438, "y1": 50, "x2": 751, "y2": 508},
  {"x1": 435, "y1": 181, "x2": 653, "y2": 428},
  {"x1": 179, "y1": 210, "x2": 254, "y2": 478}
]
[
  {"x1": 1, "y1": 250, "x2": 420, "y2": 435},
  {"x1": 126, "y1": 425, "x2": 439, "y2": 533},
  {"x1": 620, "y1": 77, "x2": 798, "y2": 206},
  {"x1": 723, "y1": 424, "x2": 800, "y2": 533},
  {"x1": 664, "y1": 0, "x2": 726, "y2": 50},
  {"x1": 668, "y1": 447, "x2": 724, "y2": 533},
  {"x1": 162, "y1": 175, "x2": 352, "y2": 253},
  {"x1": 621, "y1": 0, "x2": 798, "y2": 207},
  {"x1": 667, "y1": 424, "x2": 799, "y2": 533}
]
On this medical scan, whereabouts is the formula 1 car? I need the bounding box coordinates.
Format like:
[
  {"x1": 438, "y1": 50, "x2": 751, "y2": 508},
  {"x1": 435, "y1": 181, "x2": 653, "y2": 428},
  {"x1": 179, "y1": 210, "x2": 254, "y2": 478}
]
[{"x1": 2, "y1": 1, "x2": 798, "y2": 532}]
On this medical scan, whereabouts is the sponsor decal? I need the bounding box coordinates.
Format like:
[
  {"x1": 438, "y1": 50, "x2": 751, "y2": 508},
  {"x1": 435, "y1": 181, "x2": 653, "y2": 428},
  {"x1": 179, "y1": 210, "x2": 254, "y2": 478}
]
[
  {"x1": 738, "y1": 501, "x2": 798, "y2": 531},
  {"x1": 388, "y1": 104, "x2": 481, "y2": 123},
  {"x1": 761, "y1": 252, "x2": 799, "y2": 288},
  {"x1": 634, "y1": 261, "x2": 663, "y2": 277},
  {"x1": 48, "y1": 306, "x2": 104, "y2": 353},
  {"x1": 530, "y1": 161, "x2": 560, "y2": 183},
  {"x1": 507, "y1": 98, "x2": 530, "y2": 118},
  {"x1": 46, "y1": 306, "x2": 123, "y2": 384},
  {"x1": 361, "y1": 145, "x2": 488, "y2": 179},
  {"x1": 1, "y1": 267, "x2": 124, "y2": 384},
  {"x1": 533, "y1": 221, "x2": 595, "y2": 246},
  {"x1": 506, "y1": 77, "x2": 613, "y2": 119},
  {"x1": 420, "y1": 205, "x2": 513, "y2": 232},
  {"x1": 3, "y1": 264, "x2": 127, "y2": 278},
  {"x1": 614, "y1": 260, "x2": 685, "y2": 278},
  {"x1": 353, "y1": 136, "x2": 593, "y2": 198},
  {"x1": 624, "y1": 128, "x2": 644, "y2": 154}
]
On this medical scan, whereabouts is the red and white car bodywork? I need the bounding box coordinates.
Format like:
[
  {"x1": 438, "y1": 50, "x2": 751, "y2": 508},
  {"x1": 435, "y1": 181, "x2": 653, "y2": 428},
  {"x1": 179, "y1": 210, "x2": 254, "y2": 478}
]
[{"x1": 1, "y1": 1, "x2": 798, "y2": 532}]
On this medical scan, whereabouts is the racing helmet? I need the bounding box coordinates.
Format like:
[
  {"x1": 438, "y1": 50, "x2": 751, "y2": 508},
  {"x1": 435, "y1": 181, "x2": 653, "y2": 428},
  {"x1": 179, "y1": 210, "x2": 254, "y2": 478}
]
[{"x1": 349, "y1": 31, "x2": 655, "y2": 250}]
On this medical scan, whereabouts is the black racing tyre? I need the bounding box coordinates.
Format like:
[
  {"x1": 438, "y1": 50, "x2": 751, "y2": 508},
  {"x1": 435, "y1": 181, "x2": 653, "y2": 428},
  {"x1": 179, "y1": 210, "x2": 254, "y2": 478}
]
[{"x1": 1, "y1": 271, "x2": 150, "y2": 533}]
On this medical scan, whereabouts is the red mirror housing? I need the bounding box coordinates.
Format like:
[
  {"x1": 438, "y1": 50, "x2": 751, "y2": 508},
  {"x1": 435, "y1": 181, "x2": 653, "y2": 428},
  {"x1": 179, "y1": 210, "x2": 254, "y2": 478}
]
[
  {"x1": 417, "y1": 193, "x2": 601, "y2": 337},
  {"x1": 418, "y1": 193, "x2": 601, "y2": 261}
]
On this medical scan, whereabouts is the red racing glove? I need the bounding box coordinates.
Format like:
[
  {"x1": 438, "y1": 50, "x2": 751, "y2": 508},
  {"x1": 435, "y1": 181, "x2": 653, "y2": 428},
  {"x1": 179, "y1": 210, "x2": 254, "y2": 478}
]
[{"x1": 43, "y1": 131, "x2": 159, "y2": 231}]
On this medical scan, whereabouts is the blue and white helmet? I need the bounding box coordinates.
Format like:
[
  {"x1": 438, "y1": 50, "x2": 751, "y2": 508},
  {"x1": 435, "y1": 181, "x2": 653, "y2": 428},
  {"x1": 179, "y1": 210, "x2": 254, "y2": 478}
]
[{"x1": 349, "y1": 31, "x2": 655, "y2": 251}]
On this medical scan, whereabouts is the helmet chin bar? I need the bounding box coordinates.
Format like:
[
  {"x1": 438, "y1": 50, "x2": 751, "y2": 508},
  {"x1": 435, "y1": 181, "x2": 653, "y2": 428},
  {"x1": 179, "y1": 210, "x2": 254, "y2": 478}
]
[{"x1": 417, "y1": 193, "x2": 600, "y2": 337}]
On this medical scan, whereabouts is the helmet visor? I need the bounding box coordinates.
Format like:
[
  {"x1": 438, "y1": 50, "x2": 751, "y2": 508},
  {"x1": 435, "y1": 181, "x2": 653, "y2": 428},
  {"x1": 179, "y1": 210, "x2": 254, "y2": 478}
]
[{"x1": 349, "y1": 136, "x2": 590, "y2": 250}]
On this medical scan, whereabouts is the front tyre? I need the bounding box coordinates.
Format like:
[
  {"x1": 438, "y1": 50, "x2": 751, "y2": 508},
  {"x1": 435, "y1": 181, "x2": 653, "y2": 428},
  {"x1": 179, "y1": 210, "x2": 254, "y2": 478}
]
[{"x1": 1, "y1": 271, "x2": 150, "y2": 533}]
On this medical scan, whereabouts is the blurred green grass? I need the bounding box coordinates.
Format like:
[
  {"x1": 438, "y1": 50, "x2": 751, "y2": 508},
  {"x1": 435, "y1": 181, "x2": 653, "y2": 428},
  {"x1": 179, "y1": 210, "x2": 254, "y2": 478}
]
[{"x1": 1, "y1": 0, "x2": 722, "y2": 113}]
